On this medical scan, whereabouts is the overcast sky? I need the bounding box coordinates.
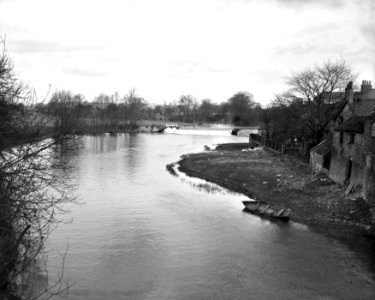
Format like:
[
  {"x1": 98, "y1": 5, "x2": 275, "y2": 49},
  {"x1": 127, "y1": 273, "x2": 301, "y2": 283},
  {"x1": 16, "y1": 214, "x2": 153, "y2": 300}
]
[{"x1": 0, "y1": 0, "x2": 374, "y2": 105}]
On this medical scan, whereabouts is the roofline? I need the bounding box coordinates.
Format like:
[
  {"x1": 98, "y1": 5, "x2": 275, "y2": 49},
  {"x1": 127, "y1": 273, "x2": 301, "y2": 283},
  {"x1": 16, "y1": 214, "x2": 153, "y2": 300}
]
[{"x1": 334, "y1": 128, "x2": 364, "y2": 133}]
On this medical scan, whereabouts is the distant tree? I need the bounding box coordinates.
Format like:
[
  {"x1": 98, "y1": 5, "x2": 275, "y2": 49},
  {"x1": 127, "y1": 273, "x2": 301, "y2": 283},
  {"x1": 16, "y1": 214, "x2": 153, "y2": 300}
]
[
  {"x1": 265, "y1": 94, "x2": 305, "y2": 143},
  {"x1": 218, "y1": 102, "x2": 230, "y2": 123},
  {"x1": 286, "y1": 59, "x2": 355, "y2": 143},
  {"x1": 153, "y1": 105, "x2": 164, "y2": 116},
  {"x1": 124, "y1": 88, "x2": 148, "y2": 121},
  {"x1": 177, "y1": 95, "x2": 197, "y2": 122},
  {"x1": 197, "y1": 99, "x2": 219, "y2": 123},
  {"x1": 164, "y1": 103, "x2": 178, "y2": 121},
  {"x1": 251, "y1": 102, "x2": 263, "y2": 126},
  {"x1": 110, "y1": 91, "x2": 120, "y2": 104},
  {"x1": 94, "y1": 93, "x2": 111, "y2": 105},
  {"x1": 48, "y1": 90, "x2": 84, "y2": 134},
  {"x1": 93, "y1": 93, "x2": 110, "y2": 127},
  {"x1": 227, "y1": 92, "x2": 256, "y2": 125}
]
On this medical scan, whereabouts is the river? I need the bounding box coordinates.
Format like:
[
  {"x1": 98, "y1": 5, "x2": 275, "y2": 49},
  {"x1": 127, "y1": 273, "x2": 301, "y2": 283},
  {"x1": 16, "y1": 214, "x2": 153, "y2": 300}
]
[{"x1": 45, "y1": 127, "x2": 375, "y2": 299}]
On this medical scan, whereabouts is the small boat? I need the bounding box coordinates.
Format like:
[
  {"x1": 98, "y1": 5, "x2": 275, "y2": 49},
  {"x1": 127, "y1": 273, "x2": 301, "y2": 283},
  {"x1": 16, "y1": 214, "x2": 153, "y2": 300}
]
[{"x1": 242, "y1": 200, "x2": 291, "y2": 221}]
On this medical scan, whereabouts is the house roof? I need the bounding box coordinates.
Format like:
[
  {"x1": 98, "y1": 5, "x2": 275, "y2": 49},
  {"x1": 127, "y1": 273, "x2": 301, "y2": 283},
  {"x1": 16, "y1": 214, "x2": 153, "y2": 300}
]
[
  {"x1": 310, "y1": 137, "x2": 332, "y2": 155},
  {"x1": 354, "y1": 89, "x2": 375, "y2": 100},
  {"x1": 327, "y1": 100, "x2": 347, "y2": 121},
  {"x1": 335, "y1": 116, "x2": 366, "y2": 133},
  {"x1": 335, "y1": 110, "x2": 375, "y2": 133}
]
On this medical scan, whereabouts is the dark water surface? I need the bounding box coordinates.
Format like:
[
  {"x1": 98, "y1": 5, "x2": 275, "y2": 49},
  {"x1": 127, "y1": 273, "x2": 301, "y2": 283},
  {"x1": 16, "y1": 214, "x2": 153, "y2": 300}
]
[{"x1": 47, "y1": 129, "x2": 375, "y2": 299}]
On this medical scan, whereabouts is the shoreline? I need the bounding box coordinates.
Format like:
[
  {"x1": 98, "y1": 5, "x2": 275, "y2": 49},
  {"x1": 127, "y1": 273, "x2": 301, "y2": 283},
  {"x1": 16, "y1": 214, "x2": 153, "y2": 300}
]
[{"x1": 175, "y1": 143, "x2": 375, "y2": 269}]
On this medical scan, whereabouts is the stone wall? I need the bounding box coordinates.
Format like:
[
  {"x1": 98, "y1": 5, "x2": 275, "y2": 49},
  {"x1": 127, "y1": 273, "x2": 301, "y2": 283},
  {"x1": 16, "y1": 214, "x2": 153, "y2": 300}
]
[
  {"x1": 329, "y1": 131, "x2": 365, "y2": 186},
  {"x1": 363, "y1": 119, "x2": 375, "y2": 203},
  {"x1": 310, "y1": 152, "x2": 323, "y2": 172}
]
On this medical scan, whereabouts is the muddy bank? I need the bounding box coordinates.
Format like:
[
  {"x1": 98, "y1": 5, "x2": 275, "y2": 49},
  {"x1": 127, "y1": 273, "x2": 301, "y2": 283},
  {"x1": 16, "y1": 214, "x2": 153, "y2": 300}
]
[{"x1": 176, "y1": 144, "x2": 375, "y2": 269}]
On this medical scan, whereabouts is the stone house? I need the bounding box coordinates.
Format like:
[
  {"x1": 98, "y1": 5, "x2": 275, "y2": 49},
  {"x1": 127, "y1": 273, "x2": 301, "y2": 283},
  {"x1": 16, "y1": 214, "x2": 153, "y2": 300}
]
[
  {"x1": 311, "y1": 80, "x2": 375, "y2": 174},
  {"x1": 323, "y1": 81, "x2": 375, "y2": 136},
  {"x1": 311, "y1": 84, "x2": 351, "y2": 172},
  {"x1": 329, "y1": 111, "x2": 375, "y2": 201}
]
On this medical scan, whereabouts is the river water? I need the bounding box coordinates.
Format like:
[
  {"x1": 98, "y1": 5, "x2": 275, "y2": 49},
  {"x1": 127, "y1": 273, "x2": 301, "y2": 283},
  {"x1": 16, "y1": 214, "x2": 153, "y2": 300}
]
[{"x1": 46, "y1": 128, "x2": 375, "y2": 300}]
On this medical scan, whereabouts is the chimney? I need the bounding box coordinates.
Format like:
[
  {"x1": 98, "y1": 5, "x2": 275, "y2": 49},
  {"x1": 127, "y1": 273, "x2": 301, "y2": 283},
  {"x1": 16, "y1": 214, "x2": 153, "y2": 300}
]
[
  {"x1": 345, "y1": 81, "x2": 354, "y2": 104},
  {"x1": 361, "y1": 80, "x2": 372, "y2": 92}
]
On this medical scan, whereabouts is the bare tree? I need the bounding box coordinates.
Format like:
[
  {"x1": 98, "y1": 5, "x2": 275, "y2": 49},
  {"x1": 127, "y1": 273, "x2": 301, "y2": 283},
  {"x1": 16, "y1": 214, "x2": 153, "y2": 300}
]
[
  {"x1": 286, "y1": 59, "x2": 356, "y2": 143},
  {"x1": 0, "y1": 40, "x2": 75, "y2": 298},
  {"x1": 124, "y1": 88, "x2": 148, "y2": 122},
  {"x1": 177, "y1": 95, "x2": 196, "y2": 122}
]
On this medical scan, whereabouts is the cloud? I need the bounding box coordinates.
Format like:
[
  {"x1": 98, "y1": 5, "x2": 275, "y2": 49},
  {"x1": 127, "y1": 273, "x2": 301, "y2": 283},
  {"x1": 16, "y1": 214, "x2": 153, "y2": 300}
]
[
  {"x1": 362, "y1": 24, "x2": 375, "y2": 45},
  {"x1": 8, "y1": 39, "x2": 103, "y2": 54},
  {"x1": 166, "y1": 73, "x2": 190, "y2": 79},
  {"x1": 168, "y1": 60, "x2": 191, "y2": 67},
  {"x1": 168, "y1": 60, "x2": 201, "y2": 73},
  {"x1": 272, "y1": 0, "x2": 375, "y2": 50},
  {"x1": 272, "y1": 24, "x2": 347, "y2": 57},
  {"x1": 273, "y1": 42, "x2": 315, "y2": 56},
  {"x1": 206, "y1": 66, "x2": 227, "y2": 73},
  {"x1": 168, "y1": 60, "x2": 227, "y2": 74},
  {"x1": 360, "y1": 1, "x2": 375, "y2": 48},
  {"x1": 269, "y1": 0, "x2": 344, "y2": 8},
  {"x1": 63, "y1": 67, "x2": 107, "y2": 77},
  {"x1": 253, "y1": 68, "x2": 285, "y2": 82}
]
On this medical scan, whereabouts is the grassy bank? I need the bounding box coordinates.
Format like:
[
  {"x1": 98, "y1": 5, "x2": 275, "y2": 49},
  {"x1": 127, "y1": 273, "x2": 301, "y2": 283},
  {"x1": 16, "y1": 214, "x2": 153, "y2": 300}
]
[{"x1": 177, "y1": 144, "x2": 375, "y2": 236}]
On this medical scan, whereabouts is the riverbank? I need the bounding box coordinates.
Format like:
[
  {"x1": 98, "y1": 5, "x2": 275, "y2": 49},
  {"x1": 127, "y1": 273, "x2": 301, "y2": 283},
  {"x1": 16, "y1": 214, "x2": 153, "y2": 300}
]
[{"x1": 177, "y1": 143, "x2": 375, "y2": 241}]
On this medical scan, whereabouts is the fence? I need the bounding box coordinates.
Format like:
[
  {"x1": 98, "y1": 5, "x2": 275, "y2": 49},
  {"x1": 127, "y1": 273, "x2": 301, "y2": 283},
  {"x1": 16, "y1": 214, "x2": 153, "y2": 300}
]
[{"x1": 250, "y1": 134, "x2": 310, "y2": 163}]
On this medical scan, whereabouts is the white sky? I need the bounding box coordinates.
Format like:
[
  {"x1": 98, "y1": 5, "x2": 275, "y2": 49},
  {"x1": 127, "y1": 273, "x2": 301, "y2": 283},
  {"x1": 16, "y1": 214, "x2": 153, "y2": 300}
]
[{"x1": 0, "y1": 0, "x2": 374, "y2": 105}]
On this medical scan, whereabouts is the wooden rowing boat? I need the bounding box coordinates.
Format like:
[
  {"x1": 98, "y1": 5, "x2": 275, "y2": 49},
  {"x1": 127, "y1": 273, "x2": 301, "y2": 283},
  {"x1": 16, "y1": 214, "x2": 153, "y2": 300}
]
[{"x1": 242, "y1": 200, "x2": 291, "y2": 221}]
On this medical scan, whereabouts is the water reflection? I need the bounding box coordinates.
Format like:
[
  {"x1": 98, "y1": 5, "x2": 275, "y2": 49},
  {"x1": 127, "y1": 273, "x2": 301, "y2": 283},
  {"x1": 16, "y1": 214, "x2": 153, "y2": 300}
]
[
  {"x1": 88, "y1": 134, "x2": 118, "y2": 154},
  {"x1": 124, "y1": 134, "x2": 141, "y2": 174}
]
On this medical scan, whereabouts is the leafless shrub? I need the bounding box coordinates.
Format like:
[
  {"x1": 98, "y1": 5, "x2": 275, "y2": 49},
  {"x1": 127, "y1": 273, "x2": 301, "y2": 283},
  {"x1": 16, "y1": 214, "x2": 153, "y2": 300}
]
[{"x1": 0, "y1": 38, "x2": 76, "y2": 298}]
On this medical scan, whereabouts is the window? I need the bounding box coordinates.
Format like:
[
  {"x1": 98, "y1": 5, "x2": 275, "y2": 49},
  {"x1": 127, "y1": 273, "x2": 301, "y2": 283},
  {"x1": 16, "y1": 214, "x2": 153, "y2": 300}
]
[
  {"x1": 349, "y1": 133, "x2": 355, "y2": 144},
  {"x1": 338, "y1": 116, "x2": 344, "y2": 124},
  {"x1": 346, "y1": 157, "x2": 353, "y2": 181},
  {"x1": 372, "y1": 122, "x2": 375, "y2": 138},
  {"x1": 339, "y1": 132, "x2": 344, "y2": 144}
]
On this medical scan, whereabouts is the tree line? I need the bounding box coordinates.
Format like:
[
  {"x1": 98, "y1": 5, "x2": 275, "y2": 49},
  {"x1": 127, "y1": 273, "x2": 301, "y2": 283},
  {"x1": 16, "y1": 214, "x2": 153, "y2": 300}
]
[
  {"x1": 39, "y1": 60, "x2": 354, "y2": 146},
  {"x1": 36, "y1": 89, "x2": 263, "y2": 134}
]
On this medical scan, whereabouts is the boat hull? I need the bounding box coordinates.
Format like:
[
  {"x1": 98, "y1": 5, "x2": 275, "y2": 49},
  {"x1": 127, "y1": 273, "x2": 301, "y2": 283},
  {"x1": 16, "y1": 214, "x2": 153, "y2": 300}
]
[{"x1": 242, "y1": 200, "x2": 290, "y2": 221}]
